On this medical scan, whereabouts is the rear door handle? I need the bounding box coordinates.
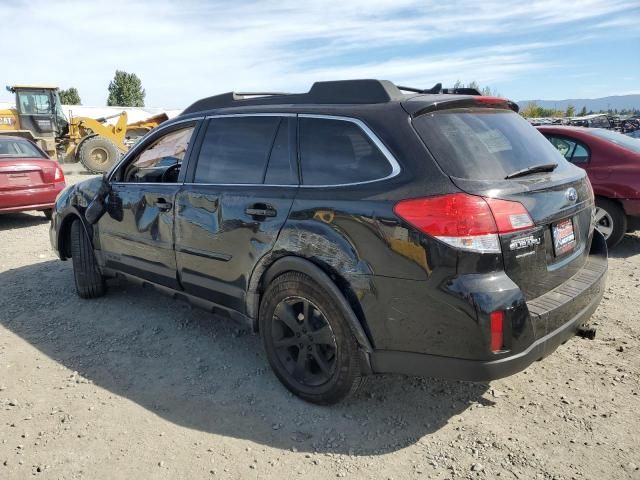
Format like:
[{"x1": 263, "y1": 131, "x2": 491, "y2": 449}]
[
  {"x1": 155, "y1": 198, "x2": 173, "y2": 211},
  {"x1": 245, "y1": 204, "x2": 277, "y2": 218}
]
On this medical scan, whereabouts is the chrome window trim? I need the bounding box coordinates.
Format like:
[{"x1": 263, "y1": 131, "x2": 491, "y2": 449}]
[
  {"x1": 204, "y1": 113, "x2": 297, "y2": 119},
  {"x1": 107, "y1": 116, "x2": 204, "y2": 183},
  {"x1": 109, "y1": 113, "x2": 402, "y2": 188}
]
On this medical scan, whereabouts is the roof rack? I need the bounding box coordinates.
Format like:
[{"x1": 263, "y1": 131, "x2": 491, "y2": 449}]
[
  {"x1": 180, "y1": 79, "x2": 482, "y2": 115},
  {"x1": 181, "y1": 79, "x2": 405, "y2": 115}
]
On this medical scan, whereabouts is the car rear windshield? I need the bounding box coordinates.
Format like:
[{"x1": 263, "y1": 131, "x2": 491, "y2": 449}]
[
  {"x1": 589, "y1": 128, "x2": 640, "y2": 153},
  {"x1": 413, "y1": 109, "x2": 564, "y2": 180},
  {"x1": 0, "y1": 138, "x2": 45, "y2": 159}
]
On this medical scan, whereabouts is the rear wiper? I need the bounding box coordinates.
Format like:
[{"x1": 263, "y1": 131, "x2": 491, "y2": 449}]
[{"x1": 505, "y1": 162, "x2": 558, "y2": 179}]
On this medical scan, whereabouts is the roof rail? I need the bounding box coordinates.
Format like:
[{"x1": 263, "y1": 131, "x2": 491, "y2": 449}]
[
  {"x1": 181, "y1": 79, "x2": 405, "y2": 115},
  {"x1": 180, "y1": 79, "x2": 486, "y2": 116}
]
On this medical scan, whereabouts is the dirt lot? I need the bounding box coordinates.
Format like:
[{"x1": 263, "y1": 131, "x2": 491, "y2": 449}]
[{"x1": 1, "y1": 173, "x2": 639, "y2": 480}]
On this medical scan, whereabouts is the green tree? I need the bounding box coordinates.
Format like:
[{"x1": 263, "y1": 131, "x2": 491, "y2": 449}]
[
  {"x1": 579, "y1": 106, "x2": 587, "y2": 116},
  {"x1": 59, "y1": 87, "x2": 81, "y2": 105},
  {"x1": 454, "y1": 80, "x2": 500, "y2": 96},
  {"x1": 565, "y1": 104, "x2": 576, "y2": 117},
  {"x1": 520, "y1": 102, "x2": 564, "y2": 118},
  {"x1": 107, "y1": 70, "x2": 145, "y2": 107}
]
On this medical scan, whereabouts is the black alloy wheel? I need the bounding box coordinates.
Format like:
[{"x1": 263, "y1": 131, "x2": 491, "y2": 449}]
[{"x1": 271, "y1": 296, "x2": 338, "y2": 387}]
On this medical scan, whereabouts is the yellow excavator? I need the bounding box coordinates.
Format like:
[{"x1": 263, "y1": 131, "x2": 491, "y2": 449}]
[{"x1": 0, "y1": 85, "x2": 168, "y2": 173}]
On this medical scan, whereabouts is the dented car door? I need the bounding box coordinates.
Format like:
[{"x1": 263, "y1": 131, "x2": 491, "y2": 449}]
[
  {"x1": 174, "y1": 115, "x2": 298, "y2": 312},
  {"x1": 96, "y1": 123, "x2": 198, "y2": 290}
]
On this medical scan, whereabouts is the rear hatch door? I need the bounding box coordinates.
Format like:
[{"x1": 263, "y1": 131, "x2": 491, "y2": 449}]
[{"x1": 411, "y1": 107, "x2": 595, "y2": 300}]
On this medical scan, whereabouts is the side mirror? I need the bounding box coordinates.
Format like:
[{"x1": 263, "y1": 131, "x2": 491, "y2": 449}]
[{"x1": 85, "y1": 175, "x2": 111, "y2": 224}]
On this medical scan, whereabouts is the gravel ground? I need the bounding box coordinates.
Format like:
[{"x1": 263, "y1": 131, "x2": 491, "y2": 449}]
[{"x1": 0, "y1": 173, "x2": 639, "y2": 479}]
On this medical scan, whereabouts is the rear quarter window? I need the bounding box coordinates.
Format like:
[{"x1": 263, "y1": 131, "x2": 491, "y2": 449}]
[
  {"x1": 299, "y1": 117, "x2": 393, "y2": 185},
  {"x1": 413, "y1": 109, "x2": 567, "y2": 180}
]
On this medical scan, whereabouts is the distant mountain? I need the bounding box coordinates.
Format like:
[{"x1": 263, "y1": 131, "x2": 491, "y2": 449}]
[{"x1": 517, "y1": 95, "x2": 640, "y2": 112}]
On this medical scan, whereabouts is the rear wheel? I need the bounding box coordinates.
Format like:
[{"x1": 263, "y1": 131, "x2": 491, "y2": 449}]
[
  {"x1": 260, "y1": 272, "x2": 363, "y2": 405},
  {"x1": 595, "y1": 197, "x2": 626, "y2": 248},
  {"x1": 78, "y1": 136, "x2": 120, "y2": 173},
  {"x1": 70, "y1": 219, "x2": 106, "y2": 299}
]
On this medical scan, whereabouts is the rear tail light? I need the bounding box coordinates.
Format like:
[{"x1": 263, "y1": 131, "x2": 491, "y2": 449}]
[
  {"x1": 490, "y1": 311, "x2": 505, "y2": 353},
  {"x1": 393, "y1": 193, "x2": 533, "y2": 253},
  {"x1": 54, "y1": 165, "x2": 65, "y2": 183}
]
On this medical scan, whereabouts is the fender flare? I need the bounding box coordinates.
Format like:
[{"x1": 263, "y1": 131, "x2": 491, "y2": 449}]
[
  {"x1": 248, "y1": 256, "x2": 373, "y2": 353},
  {"x1": 57, "y1": 207, "x2": 94, "y2": 259}
]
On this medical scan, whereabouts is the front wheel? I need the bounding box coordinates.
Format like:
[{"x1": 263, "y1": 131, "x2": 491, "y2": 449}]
[
  {"x1": 259, "y1": 272, "x2": 364, "y2": 405},
  {"x1": 594, "y1": 198, "x2": 626, "y2": 248},
  {"x1": 70, "y1": 219, "x2": 106, "y2": 299}
]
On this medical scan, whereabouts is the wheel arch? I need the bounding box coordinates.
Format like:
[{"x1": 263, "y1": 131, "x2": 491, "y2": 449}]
[
  {"x1": 57, "y1": 208, "x2": 93, "y2": 260},
  {"x1": 247, "y1": 255, "x2": 374, "y2": 353}
]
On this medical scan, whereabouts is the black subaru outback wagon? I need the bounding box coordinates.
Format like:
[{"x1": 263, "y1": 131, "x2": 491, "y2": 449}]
[{"x1": 50, "y1": 80, "x2": 607, "y2": 404}]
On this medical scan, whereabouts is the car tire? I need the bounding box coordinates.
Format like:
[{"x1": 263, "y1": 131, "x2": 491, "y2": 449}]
[
  {"x1": 78, "y1": 136, "x2": 120, "y2": 174},
  {"x1": 259, "y1": 272, "x2": 364, "y2": 405},
  {"x1": 43, "y1": 209, "x2": 53, "y2": 220},
  {"x1": 595, "y1": 197, "x2": 627, "y2": 249},
  {"x1": 70, "y1": 219, "x2": 106, "y2": 299}
]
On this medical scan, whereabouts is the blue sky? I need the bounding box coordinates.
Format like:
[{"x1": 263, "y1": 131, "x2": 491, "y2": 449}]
[{"x1": 1, "y1": 0, "x2": 638, "y2": 108}]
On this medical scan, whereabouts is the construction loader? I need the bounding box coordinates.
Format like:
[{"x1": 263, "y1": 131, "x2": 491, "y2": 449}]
[{"x1": 0, "y1": 85, "x2": 167, "y2": 173}]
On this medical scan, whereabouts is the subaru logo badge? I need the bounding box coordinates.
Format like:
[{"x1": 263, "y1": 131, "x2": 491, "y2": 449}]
[{"x1": 566, "y1": 187, "x2": 578, "y2": 203}]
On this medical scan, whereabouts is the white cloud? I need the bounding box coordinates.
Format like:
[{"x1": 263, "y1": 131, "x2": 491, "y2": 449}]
[{"x1": 0, "y1": 0, "x2": 635, "y2": 107}]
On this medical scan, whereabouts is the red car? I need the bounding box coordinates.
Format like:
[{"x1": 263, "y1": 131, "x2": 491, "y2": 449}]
[
  {"x1": 537, "y1": 126, "x2": 640, "y2": 247},
  {"x1": 0, "y1": 136, "x2": 66, "y2": 219}
]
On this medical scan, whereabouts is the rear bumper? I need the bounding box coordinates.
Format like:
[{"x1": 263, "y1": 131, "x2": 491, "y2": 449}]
[
  {"x1": 621, "y1": 198, "x2": 640, "y2": 218},
  {"x1": 0, "y1": 184, "x2": 64, "y2": 213},
  {"x1": 371, "y1": 232, "x2": 607, "y2": 381},
  {"x1": 0, "y1": 201, "x2": 55, "y2": 213}
]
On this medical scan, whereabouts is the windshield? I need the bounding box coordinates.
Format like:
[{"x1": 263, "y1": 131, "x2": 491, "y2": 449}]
[
  {"x1": 17, "y1": 91, "x2": 52, "y2": 115},
  {"x1": 0, "y1": 138, "x2": 46, "y2": 159},
  {"x1": 589, "y1": 128, "x2": 640, "y2": 153},
  {"x1": 413, "y1": 109, "x2": 567, "y2": 180}
]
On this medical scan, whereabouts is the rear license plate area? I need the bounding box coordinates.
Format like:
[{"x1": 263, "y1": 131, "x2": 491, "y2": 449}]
[
  {"x1": 552, "y1": 217, "x2": 576, "y2": 256},
  {"x1": 7, "y1": 174, "x2": 31, "y2": 186}
]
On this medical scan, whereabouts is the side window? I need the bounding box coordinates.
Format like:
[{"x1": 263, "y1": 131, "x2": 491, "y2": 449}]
[
  {"x1": 123, "y1": 126, "x2": 195, "y2": 183},
  {"x1": 547, "y1": 136, "x2": 575, "y2": 159},
  {"x1": 570, "y1": 143, "x2": 590, "y2": 164},
  {"x1": 264, "y1": 118, "x2": 297, "y2": 185},
  {"x1": 299, "y1": 117, "x2": 392, "y2": 185},
  {"x1": 546, "y1": 135, "x2": 590, "y2": 164},
  {"x1": 194, "y1": 116, "x2": 280, "y2": 184}
]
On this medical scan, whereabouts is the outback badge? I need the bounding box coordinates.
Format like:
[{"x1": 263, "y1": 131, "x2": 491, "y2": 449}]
[{"x1": 510, "y1": 234, "x2": 541, "y2": 251}]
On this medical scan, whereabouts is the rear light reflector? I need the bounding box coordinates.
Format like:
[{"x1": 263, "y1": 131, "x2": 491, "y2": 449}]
[
  {"x1": 393, "y1": 193, "x2": 533, "y2": 253},
  {"x1": 484, "y1": 197, "x2": 534, "y2": 232},
  {"x1": 490, "y1": 311, "x2": 504, "y2": 353},
  {"x1": 54, "y1": 165, "x2": 65, "y2": 182}
]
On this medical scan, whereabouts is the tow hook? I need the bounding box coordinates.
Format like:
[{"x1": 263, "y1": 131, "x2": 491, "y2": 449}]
[{"x1": 577, "y1": 325, "x2": 597, "y2": 340}]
